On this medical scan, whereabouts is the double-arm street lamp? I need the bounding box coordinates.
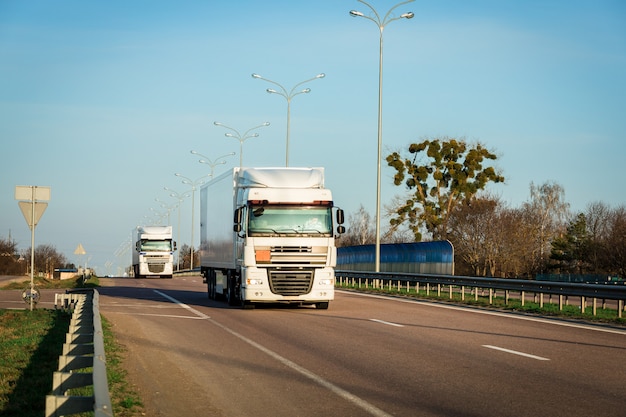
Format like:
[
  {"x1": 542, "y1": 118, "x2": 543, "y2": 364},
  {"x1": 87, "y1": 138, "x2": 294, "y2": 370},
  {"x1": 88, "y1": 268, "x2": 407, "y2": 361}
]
[
  {"x1": 190, "y1": 150, "x2": 235, "y2": 175},
  {"x1": 174, "y1": 173, "x2": 211, "y2": 270},
  {"x1": 154, "y1": 198, "x2": 179, "y2": 226},
  {"x1": 252, "y1": 72, "x2": 325, "y2": 166},
  {"x1": 213, "y1": 122, "x2": 270, "y2": 167},
  {"x1": 350, "y1": 0, "x2": 414, "y2": 272}
]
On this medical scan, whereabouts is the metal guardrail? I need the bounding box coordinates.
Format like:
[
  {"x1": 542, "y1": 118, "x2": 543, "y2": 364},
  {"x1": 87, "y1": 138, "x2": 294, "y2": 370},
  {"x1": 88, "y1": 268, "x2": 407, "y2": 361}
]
[
  {"x1": 336, "y1": 270, "x2": 626, "y2": 318},
  {"x1": 46, "y1": 289, "x2": 113, "y2": 417}
]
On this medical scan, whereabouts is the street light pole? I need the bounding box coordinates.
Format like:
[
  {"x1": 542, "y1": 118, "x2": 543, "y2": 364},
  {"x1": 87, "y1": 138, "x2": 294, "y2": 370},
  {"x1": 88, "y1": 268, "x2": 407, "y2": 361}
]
[
  {"x1": 164, "y1": 187, "x2": 190, "y2": 271},
  {"x1": 155, "y1": 198, "x2": 178, "y2": 226},
  {"x1": 190, "y1": 150, "x2": 235, "y2": 176},
  {"x1": 350, "y1": 0, "x2": 414, "y2": 273},
  {"x1": 174, "y1": 173, "x2": 210, "y2": 270},
  {"x1": 213, "y1": 122, "x2": 270, "y2": 167},
  {"x1": 251, "y1": 73, "x2": 325, "y2": 166}
]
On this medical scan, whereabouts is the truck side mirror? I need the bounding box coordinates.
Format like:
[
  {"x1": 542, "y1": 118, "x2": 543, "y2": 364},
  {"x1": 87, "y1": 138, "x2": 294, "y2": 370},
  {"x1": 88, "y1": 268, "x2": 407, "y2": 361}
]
[
  {"x1": 173, "y1": 241, "x2": 177, "y2": 251},
  {"x1": 336, "y1": 208, "x2": 344, "y2": 225},
  {"x1": 233, "y1": 207, "x2": 243, "y2": 232},
  {"x1": 335, "y1": 209, "x2": 345, "y2": 235}
]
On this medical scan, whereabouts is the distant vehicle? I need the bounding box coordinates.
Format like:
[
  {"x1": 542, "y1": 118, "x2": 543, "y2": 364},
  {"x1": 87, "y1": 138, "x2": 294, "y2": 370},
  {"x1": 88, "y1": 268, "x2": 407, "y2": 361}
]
[
  {"x1": 132, "y1": 225, "x2": 176, "y2": 278},
  {"x1": 200, "y1": 167, "x2": 345, "y2": 309}
]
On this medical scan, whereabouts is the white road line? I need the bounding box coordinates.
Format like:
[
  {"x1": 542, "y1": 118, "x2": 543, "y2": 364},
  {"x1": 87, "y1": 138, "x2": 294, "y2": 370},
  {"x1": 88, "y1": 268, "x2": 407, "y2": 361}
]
[
  {"x1": 106, "y1": 312, "x2": 205, "y2": 319},
  {"x1": 370, "y1": 319, "x2": 404, "y2": 327},
  {"x1": 154, "y1": 290, "x2": 211, "y2": 319},
  {"x1": 341, "y1": 290, "x2": 626, "y2": 336},
  {"x1": 482, "y1": 345, "x2": 550, "y2": 361},
  {"x1": 153, "y1": 290, "x2": 394, "y2": 417}
]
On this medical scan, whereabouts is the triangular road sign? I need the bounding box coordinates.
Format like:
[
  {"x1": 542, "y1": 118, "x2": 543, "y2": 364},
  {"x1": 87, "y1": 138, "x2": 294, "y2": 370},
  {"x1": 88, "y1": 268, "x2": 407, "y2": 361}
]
[
  {"x1": 74, "y1": 243, "x2": 86, "y2": 255},
  {"x1": 18, "y1": 201, "x2": 48, "y2": 230}
]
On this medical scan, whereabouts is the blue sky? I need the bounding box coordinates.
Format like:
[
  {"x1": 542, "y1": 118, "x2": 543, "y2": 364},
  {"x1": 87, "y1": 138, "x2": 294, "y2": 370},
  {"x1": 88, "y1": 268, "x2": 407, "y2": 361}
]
[{"x1": 1, "y1": 0, "x2": 625, "y2": 275}]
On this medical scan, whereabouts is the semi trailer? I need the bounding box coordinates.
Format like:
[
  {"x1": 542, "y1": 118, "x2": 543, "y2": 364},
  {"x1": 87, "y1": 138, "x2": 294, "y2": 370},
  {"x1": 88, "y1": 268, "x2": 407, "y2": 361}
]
[
  {"x1": 132, "y1": 225, "x2": 176, "y2": 278},
  {"x1": 199, "y1": 167, "x2": 344, "y2": 309}
]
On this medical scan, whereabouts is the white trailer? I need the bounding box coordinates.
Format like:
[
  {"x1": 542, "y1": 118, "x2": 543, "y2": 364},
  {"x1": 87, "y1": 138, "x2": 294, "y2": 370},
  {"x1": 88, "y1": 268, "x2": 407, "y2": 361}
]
[
  {"x1": 199, "y1": 167, "x2": 344, "y2": 309},
  {"x1": 132, "y1": 225, "x2": 176, "y2": 278}
]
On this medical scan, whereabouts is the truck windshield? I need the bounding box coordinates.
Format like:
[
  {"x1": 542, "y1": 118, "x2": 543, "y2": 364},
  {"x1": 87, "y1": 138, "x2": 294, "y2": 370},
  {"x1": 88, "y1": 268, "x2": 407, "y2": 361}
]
[
  {"x1": 248, "y1": 205, "x2": 332, "y2": 236},
  {"x1": 140, "y1": 240, "x2": 173, "y2": 251}
]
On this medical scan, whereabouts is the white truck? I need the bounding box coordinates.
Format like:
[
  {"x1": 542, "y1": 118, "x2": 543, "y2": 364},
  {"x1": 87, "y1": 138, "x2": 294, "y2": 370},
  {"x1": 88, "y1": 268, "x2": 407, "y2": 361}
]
[
  {"x1": 199, "y1": 167, "x2": 344, "y2": 309},
  {"x1": 132, "y1": 225, "x2": 176, "y2": 278}
]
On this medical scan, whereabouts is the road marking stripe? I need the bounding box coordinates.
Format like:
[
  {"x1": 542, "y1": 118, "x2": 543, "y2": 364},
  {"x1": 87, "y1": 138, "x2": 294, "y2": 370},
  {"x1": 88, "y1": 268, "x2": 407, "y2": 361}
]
[
  {"x1": 154, "y1": 290, "x2": 211, "y2": 319},
  {"x1": 482, "y1": 345, "x2": 550, "y2": 361},
  {"x1": 341, "y1": 290, "x2": 626, "y2": 336},
  {"x1": 370, "y1": 319, "x2": 404, "y2": 327},
  {"x1": 106, "y1": 312, "x2": 205, "y2": 319},
  {"x1": 154, "y1": 290, "x2": 394, "y2": 417}
]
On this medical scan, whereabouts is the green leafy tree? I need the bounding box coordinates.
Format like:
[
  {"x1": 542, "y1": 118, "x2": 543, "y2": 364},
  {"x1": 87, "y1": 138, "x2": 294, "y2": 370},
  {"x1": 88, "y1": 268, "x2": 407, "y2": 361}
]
[
  {"x1": 550, "y1": 213, "x2": 589, "y2": 273},
  {"x1": 386, "y1": 137, "x2": 504, "y2": 240}
]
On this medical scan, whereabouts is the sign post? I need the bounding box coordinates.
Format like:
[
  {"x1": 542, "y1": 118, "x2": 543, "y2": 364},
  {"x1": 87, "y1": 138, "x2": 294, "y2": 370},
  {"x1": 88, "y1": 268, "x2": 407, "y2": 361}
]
[{"x1": 15, "y1": 185, "x2": 50, "y2": 311}]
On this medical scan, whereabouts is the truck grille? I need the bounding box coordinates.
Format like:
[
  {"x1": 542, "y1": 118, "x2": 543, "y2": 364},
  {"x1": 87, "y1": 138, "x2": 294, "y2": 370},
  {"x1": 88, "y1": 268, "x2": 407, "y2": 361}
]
[
  {"x1": 148, "y1": 263, "x2": 165, "y2": 273},
  {"x1": 268, "y1": 269, "x2": 313, "y2": 296},
  {"x1": 145, "y1": 255, "x2": 168, "y2": 273},
  {"x1": 268, "y1": 246, "x2": 327, "y2": 265}
]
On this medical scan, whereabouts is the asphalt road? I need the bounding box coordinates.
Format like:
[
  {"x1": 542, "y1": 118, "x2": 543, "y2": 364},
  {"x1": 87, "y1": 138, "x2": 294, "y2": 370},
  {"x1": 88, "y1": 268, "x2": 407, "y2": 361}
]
[
  {"x1": 92, "y1": 276, "x2": 626, "y2": 417},
  {"x1": 1, "y1": 276, "x2": 625, "y2": 416}
]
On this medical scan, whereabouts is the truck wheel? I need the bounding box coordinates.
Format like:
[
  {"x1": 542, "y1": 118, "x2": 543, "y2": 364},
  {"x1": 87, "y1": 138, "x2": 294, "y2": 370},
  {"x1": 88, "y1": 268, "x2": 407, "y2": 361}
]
[
  {"x1": 241, "y1": 300, "x2": 255, "y2": 310},
  {"x1": 226, "y1": 280, "x2": 237, "y2": 306},
  {"x1": 315, "y1": 302, "x2": 329, "y2": 310},
  {"x1": 208, "y1": 272, "x2": 216, "y2": 300},
  {"x1": 226, "y1": 271, "x2": 237, "y2": 306}
]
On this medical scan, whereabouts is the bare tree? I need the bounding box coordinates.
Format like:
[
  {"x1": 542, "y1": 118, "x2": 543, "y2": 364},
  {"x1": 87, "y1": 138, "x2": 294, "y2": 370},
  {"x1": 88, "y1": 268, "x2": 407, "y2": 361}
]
[
  {"x1": 340, "y1": 205, "x2": 376, "y2": 247},
  {"x1": 0, "y1": 237, "x2": 21, "y2": 275},
  {"x1": 33, "y1": 244, "x2": 68, "y2": 277},
  {"x1": 447, "y1": 196, "x2": 499, "y2": 276},
  {"x1": 522, "y1": 181, "x2": 570, "y2": 274},
  {"x1": 605, "y1": 205, "x2": 626, "y2": 277}
]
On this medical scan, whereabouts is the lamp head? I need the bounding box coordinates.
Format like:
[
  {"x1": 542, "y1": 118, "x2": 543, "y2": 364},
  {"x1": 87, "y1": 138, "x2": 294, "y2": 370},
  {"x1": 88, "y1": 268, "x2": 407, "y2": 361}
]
[
  {"x1": 350, "y1": 10, "x2": 364, "y2": 17},
  {"x1": 402, "y1": 12, "x2": 415, "y2": 19},
  {"x1": 251, "y1": 73, "x2": 261, "y2": 79}
]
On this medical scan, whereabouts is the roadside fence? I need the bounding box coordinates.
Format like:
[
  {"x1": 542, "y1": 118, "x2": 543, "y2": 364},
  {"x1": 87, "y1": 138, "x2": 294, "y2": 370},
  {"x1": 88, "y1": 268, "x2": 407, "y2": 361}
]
[{"x1": 336, "y1": 270, "x2": 626, "y2": 319}]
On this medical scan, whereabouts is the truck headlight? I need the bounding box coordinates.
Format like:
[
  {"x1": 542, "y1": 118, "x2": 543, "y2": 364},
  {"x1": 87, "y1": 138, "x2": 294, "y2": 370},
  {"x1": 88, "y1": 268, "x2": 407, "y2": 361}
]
[
  {"x1": 319, "y1": 279, "x2": 333, "y2": 286},
  {"x1": 247, "y1": 278, "x2": 263, "y2": 285}
]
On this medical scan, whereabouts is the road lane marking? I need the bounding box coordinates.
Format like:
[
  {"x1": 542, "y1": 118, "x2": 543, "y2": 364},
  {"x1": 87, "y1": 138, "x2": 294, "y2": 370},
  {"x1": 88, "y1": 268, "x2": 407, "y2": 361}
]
[
  {"x1": 341, "y1": 290, "x2": 626, "y2": 336},
  {"x1": 106, "y1": 312, "x2": 205, "y2": 319},
  {"x1": 154, "y1": 290, "x2": 211, "y2": 319},
  {"x1": 154, "y1": 290, "x2": 394, "y2": 417},
  {"x1": 482, "y1": 345, "x2": 550, "y2": 361},
  {"x1": 370, "y1": 319, "x2": 404, "y2": 327}
]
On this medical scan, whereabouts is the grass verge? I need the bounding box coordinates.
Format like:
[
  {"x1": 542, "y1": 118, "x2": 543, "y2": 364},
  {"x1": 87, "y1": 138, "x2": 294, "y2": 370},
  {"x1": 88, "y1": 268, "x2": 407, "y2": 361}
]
[
  {"x1": 0, "y1": 308, "x2": 70, "y2": 417},
  {"x1": 1, "y1": 274, "x2": 99, "y2": 291},
  {"x1": 0, "y1": 275, "x2": 144, "y2": 416}
]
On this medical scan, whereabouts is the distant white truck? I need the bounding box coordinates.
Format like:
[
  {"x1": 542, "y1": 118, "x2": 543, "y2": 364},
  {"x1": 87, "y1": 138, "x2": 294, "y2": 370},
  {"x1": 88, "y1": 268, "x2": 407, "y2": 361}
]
[
  {"x1": 199, "y1": 167, "x2": 344, "y2": 309},
  {"x1": 132, "y1": 225, "x2": 176, "y2": 278}
]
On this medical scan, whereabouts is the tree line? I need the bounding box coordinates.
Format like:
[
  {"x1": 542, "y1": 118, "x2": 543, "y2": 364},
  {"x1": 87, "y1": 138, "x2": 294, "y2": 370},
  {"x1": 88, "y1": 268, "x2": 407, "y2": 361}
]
[
  {"x1": 339, "y1": 137, "x2": 625, "y2": 279},
  {"x1": 0, "y1": 239, "x2": 73, "y2": 276}
]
